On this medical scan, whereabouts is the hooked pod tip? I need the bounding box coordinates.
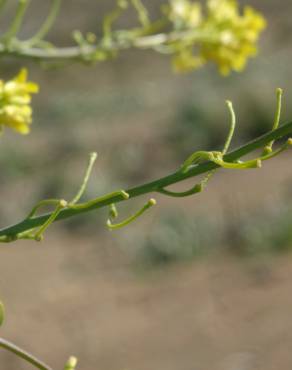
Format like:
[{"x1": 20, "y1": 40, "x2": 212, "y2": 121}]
[
  {"x1": 148, "y1": 198, "x2": 157, "y2": 206},
  {"x1": 90, "y1": 152, "x2": 98, "y2": 160}
]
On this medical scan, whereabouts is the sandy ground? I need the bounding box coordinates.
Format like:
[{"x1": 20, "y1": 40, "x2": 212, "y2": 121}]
[{"x1": 1, "y1": 240, "x2": 292, "y2": 370}]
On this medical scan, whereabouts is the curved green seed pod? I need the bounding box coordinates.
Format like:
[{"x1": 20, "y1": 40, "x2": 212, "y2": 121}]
[{"x1": 107, "y1": 198, "x2": 156, "y2": 230}]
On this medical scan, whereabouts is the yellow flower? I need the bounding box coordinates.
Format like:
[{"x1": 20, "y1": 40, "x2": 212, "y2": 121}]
[
  {"x1": 168, "y1": 0, "x2": 266, "y2": 75},
  {"x1": 0, "y1": 69, "x2": 39, "y2": 134},
  {"x1": 172, "y1": 48, "x2": 204, "y2": 72},
  {"x1": 169, "y1": 0, "x2": 202, "y2": 29},
  {"x1": 201, "y1": 0, "x2": 267, "y2": 75}
]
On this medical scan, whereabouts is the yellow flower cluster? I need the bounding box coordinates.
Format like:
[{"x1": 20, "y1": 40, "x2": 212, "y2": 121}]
[
  {"x1": 0, "y1": 69, "x2": 39, "y2": 135},
  {"x1": 170, "y1": 0, "x2": 266, "y2": 75}
]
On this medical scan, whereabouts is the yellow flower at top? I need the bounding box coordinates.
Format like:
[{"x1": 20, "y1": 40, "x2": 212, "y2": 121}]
[
  {"x1": 201, "y1": 0, "x2": 267, "y2": 75},
  {"x1": 0, "y1": 69, "x2": 39, "y2": 135},
  {"x1": 169, "y1": 0, "x2": 266, "y2": 75}
]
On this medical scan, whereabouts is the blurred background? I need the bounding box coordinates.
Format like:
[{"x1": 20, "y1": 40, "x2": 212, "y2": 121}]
[{"x1": 1, "y1": 1, "x2": 292, "y2": 369}]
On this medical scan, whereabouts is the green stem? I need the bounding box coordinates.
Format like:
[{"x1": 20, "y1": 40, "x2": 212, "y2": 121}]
[
  {"x1": 0, "y1": 338, "x2": 53, "y2": 370},
  {"x1": 69, "y1": 190, "x2": 129, "y2": 211},
  {"x1": 1, "y1": 0, "x2": 30, "y2": 43},
  {"x1": 264, "y1": 88, "x2": 283, "y2": 153},
  {"x1": 223, "y1": 100, "x2": 236, "y2": 155},
  {"x1": 24, "y1": 0, "x2": 62, "y2": 46},
  {"x1": 27, "y1": 199, "x2": 63, "y2": 218},
  {"x1": 212, "y1": 156, "x2": 261, "y2": 169},
  {"x1": 70, "y1": 152, "x2": 97, "y2": 205},
  {"x1": 102, "y1": 1, "x2": 128, "y2": 41},
  {"x1": 163, "y1": 101, "x2": 237, "y2": 197},
  {"x1": 33, "y1": 200, "x2": 67, "y2": 240},
  {"x1": 261, "y1": 138, "x2": 292, "y2": 161},
  {"x1": 0, "y1": 121, "x2": 292, "y2": 239},
  {"x1": 130, "y1": 0, "x2": 150, "y2": 27}
]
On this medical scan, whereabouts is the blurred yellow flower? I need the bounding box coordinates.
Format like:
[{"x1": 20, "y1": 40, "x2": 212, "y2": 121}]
[
  {"x1": 0, "y1": 69, "x2": 39, "y2": 135},
  {"x1": 169, "y1": 0, "x2": 266, "y2": 75},
  {"x1": 169, "y1": 0, "x2": 202, "y2": 29},
  {"x1": 173, "y1": 48, "x2": 204, "y2": 72}
]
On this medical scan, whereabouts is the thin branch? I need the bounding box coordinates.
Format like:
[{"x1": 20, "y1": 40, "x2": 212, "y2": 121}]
[
  {"x1": 70, "y1": 152, "x2": 97, "y2": 205},
  {"x1": 0, "y1": 120, "x2": 292, "y2": 240},
  {"x1": 130, "y1": 0, "x2": 150, "y2": 27},
  {"x1": 0, "y1": 338, "x2": 53, "y2": 370},
  {"x1": 264, "y1": 88, "x2": 283, "y2": 153},
  {"x1": 0, "y1": 29, "x2": 214, "y2": 62},
  {"x1": 24, "y1": 0, "x2": 62, "y2": 46},
  {"x1": 223, "y1": 100, "x2": 236, "y2": 155},
  {"x1": 1, "y1": 0, "x2": 30, "y2": 43}
]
